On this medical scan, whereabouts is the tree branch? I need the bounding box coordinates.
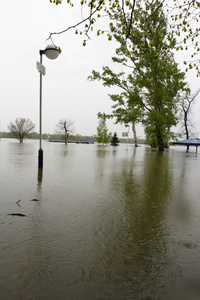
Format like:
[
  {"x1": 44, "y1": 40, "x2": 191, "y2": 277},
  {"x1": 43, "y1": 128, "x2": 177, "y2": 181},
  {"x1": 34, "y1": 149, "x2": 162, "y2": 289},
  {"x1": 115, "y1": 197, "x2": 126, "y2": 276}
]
[{"x1": 48, "y1": 0, "x2": 104, "y2": 41}]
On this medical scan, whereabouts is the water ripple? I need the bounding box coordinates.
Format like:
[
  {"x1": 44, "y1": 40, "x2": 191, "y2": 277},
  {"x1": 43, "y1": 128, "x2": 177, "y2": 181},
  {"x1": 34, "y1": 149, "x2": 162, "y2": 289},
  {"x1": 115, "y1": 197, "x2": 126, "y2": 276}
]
[{"x1": 42, "y1": 259, "x2": 90, "y2": 289}]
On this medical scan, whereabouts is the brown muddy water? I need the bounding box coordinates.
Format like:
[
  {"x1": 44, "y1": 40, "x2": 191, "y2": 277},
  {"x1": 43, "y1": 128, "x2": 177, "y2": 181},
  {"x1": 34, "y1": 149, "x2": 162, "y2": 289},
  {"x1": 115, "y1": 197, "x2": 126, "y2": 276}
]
[{"x1": 0, "y1": 138, "x2": 200, "y2": 300}]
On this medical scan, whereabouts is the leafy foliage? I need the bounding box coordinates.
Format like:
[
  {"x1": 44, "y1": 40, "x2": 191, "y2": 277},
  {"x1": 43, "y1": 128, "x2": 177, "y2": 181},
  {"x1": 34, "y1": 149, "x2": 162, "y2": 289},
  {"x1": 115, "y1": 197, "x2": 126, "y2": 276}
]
[
  {"x1": 88, "y1": 68, "x2": 142, "y2": 147},
  {"x1": 8, "y1": 118, "x2": 35, "y2": 143},
  {"x1": 48, "y1": 0, "x2": 137, "y2": 44},
  {"x1": 49, "y1": 0, "x2": 200, "y2": 75},
  {"x1": 90, "y1": 0, "x2": 186, "y2": 151},
  {"x1": 166, "y1": 0, "x2": 200, "y2": 75}
]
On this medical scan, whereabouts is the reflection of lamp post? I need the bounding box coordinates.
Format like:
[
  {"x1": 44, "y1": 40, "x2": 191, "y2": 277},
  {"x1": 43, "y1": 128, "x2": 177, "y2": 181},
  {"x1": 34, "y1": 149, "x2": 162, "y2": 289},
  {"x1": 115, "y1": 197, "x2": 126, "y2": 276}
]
[{"x1": 37, "y1": 45, "x2": 60, "y2": 168}]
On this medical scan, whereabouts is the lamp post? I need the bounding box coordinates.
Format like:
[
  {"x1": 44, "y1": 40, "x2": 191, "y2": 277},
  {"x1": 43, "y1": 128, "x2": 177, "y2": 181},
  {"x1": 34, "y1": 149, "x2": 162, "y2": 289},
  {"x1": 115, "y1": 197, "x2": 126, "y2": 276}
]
[
  {"x1": 37, "y1": 45, "x2": 60, "y2": 168},
  {"x1": 125, "y1": 123, "x2": 129, "y2": 151}
]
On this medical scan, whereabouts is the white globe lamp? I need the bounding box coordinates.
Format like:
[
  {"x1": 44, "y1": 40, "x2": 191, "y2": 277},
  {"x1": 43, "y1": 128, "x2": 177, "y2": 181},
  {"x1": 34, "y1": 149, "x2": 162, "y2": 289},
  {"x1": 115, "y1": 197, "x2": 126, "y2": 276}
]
[{"x1": 44, "y1": 44, "x2": 60, "y2": 60}]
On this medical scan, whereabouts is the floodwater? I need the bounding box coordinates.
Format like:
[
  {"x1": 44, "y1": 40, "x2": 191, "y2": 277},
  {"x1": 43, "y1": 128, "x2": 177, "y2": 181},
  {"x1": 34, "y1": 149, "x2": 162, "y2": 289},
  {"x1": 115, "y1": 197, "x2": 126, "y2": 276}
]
[{"x1": 0, "y1": 138, "x2": 200, "y2": 300}]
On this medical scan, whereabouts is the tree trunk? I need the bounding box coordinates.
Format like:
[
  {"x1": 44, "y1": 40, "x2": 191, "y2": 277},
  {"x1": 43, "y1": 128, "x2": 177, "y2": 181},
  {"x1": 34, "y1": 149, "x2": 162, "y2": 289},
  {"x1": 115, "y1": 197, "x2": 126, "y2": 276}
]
[
  {"x1": 158, "y1": 144, "x2": 164, "y2": 151},
  {"x1": 157, "y1": 131, "x2": 164, "y2": 152},
  {"x1": 65, "y1": 133, "x2": 67, "y2": 144},
  {"x1": 185, "y1": 117, "x2": 189, "y2": 152},
  {"x1": 19, "y1": 134, "x2": 23, "y2": 143},
  {"x1": 132, "y1": 122, "x2": 138, "y2": 147}
]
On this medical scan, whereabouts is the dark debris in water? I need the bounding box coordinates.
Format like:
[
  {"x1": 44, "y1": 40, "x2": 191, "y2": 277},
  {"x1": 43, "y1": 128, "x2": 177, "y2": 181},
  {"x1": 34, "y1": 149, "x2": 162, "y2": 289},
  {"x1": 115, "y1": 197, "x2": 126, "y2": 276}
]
[
  {"x1": 30, "y1": 198, "x2": 40, "y2": 201},
  {"x1": 7, "y1": 213, "x2": 26, "y2": 217}
]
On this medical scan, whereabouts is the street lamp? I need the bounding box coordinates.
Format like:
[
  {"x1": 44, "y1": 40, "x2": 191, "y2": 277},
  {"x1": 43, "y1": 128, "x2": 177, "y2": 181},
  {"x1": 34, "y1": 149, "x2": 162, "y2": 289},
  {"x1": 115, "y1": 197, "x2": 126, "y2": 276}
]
[
  {"x1": 37, "y1": 44, "x2": 60, "y2": 168},
  {"x1": 125, "y1": 123, "x2": 129, "y2": 151}
]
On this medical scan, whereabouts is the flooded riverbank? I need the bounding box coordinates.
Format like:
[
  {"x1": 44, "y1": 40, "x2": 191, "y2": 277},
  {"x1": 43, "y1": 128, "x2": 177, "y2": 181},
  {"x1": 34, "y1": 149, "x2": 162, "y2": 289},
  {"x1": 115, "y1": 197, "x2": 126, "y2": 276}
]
[{"x1": 0, "y1": 139, "x2": 200, "y2": 299}]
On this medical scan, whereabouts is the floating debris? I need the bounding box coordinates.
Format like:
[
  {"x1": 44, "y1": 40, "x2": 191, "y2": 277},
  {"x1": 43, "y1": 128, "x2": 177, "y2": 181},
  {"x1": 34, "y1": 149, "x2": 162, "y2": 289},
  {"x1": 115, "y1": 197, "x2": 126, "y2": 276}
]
[
  {"x1": 30, "y1": 198, "x2": 40, "y2": 201},
  {"x1": 16, "y1": 199, "x2": 21, "y2": 206},
  {"x1": 7, "y1": 213, "x2": 26, "y2": 217}
]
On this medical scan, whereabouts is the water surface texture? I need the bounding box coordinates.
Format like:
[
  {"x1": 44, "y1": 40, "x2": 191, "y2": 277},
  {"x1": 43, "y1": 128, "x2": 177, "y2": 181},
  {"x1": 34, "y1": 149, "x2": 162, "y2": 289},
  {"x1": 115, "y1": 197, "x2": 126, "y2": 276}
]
[{"x1": 0, "y1": 139, "x2": 200, "y2": 300}]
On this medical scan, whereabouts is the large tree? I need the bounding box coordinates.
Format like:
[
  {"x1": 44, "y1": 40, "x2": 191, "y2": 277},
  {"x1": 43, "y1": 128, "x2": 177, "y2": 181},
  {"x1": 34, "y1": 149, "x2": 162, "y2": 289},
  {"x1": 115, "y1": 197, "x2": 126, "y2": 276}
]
[
  {"x1": 89, "y1": 0, "x2": 186, "y2": 151},
  {"x1": 123, "y1": 0, "x2": 186, "y2": 150},
  {"x1": 8, "y1": 118, "x2": 35, "y2": 143}
]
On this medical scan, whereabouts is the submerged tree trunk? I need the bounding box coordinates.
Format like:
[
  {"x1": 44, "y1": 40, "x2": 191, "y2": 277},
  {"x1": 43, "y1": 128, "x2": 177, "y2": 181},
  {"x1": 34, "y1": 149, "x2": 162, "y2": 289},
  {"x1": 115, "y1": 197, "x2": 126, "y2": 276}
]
[
  {"x1": 184, "y1": 116, "x2": 190, "y2": 152},
  {"x1": 157, "y1": 129, "x2": 165, "y2": 152},
  {"x1": 64, "y1": 132, "x2": 68, "y2": 145},
  {"x1": 158, "y1": 144, "x2": 164, "y2": 152},
  {"x1": 157, "y1": 136, "x2": 165, "y2": 151},
  {"x1": 132, "y1": 122, "x2": 138, "y2": 147},
  {"x1": 19, "y1": 133, "x2": 23, "y2": 143}
]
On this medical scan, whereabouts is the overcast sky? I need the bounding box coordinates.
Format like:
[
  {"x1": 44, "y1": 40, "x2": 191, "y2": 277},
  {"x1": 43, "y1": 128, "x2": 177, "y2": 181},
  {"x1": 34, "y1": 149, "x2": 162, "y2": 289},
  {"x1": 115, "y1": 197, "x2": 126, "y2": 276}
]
[{"x1": 1, "y1": 0, "x2": 200, "y2": 139}]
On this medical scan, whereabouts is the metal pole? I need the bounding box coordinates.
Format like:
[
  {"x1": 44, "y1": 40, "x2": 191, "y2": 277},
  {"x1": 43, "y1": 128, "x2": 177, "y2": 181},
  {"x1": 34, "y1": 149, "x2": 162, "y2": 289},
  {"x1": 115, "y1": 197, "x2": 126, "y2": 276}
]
[
  {"x1": 38, "y1": 51, "x2": 43, "y2": 168},
  {"x1": 126, "y1": 125, "x2": 129, "y2": 151}
]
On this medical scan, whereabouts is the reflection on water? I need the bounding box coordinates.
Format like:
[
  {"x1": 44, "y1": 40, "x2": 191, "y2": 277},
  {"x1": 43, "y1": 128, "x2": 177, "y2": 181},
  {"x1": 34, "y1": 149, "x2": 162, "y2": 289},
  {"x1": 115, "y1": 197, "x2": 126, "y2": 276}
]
[
  {"x1": 37, "y1": 167, "x2": 43, "y2": 193},
  {"x1": 0, "y1": 139, "x2": 200, "y2": 299},
  {"x1": 88, "y1": 148, "x2": 176, "y2": 299}
]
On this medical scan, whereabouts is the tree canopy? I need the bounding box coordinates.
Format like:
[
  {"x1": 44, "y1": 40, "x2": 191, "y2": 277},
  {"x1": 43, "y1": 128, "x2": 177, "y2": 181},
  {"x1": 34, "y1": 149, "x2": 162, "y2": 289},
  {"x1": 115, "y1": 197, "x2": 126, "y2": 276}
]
[
  {"x1": 49, "y1": 0, "x2": 136, "y2": 44},
  {"x1": 88, "y1": 67, "x2": 142, "y2": 147},
  {"x1": 49, "y1": 0, "x2": 200, "y2": 74},
  {"x1": 89, "y1": 0, "x2": 186, "y2": 151},
  {"x1": 8, "y1": 118, "x2": 35, "y2": 143},
  {"x1": 166, "y1": 0, "x2": 200, "y2": 75}
]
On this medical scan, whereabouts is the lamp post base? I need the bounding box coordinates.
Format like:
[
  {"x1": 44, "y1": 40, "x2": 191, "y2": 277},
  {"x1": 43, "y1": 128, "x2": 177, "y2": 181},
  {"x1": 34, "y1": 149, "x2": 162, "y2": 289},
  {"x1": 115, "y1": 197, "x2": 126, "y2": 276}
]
[{"x1": 38, "y1": 148, "x2": 43, "y2": 168}]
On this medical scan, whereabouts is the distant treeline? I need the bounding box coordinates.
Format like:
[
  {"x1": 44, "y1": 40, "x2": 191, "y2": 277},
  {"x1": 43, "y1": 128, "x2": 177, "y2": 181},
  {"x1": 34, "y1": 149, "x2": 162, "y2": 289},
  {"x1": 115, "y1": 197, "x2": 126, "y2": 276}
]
[
  {"x1": 0, "y1": 131, "x2": 145, "y2": 144},
  {"x1": 0, "y1": 131, "x2": 96, "y2": 142}
]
